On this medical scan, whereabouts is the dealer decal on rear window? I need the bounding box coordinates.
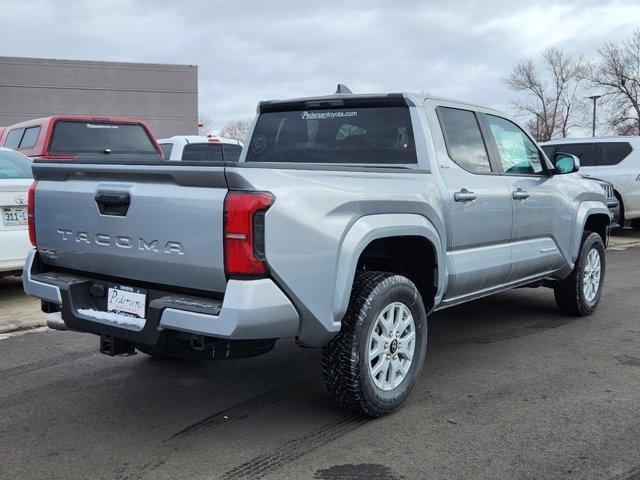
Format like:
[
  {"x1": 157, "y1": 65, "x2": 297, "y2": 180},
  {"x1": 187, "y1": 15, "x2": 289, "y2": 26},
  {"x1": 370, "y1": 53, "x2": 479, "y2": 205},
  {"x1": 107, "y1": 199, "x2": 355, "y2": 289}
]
[
  {"x1": 86, "y1": 123, "x2": 119, "y2": 129},
  {"x1": 301, "y1": 111, "x2": 358, "y2": 120}
]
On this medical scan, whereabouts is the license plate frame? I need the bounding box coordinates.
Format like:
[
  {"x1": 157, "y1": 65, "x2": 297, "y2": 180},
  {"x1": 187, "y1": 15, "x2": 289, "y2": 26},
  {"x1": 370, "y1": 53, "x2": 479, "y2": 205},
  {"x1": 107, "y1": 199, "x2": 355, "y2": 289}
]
[
  {"x1": 106, "y1": 285, "x2": 147, "y2": 320},
  {"x1": 2, "y1": 206, "x2": 27, "y2": 226}
]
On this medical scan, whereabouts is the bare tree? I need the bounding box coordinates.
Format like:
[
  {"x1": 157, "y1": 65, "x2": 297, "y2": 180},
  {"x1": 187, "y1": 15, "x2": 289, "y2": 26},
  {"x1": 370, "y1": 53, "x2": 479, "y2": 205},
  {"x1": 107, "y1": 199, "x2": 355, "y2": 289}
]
[
  {"x1": 590, "y1": 29, "x2": 640, "y2": 136},
  {"x1": 505, "y1": 48, "x2": 586, "y2": 141},
  {"x1": 220, "y1": 119, "x2": 252, "y2": 143}
]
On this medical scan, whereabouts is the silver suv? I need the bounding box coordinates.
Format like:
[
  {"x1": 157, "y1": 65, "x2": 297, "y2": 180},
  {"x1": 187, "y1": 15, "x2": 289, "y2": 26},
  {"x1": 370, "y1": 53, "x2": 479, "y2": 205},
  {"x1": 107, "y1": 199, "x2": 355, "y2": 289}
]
[{"x1": 24, "y1": 91, "x2": 609, "y2": 416}]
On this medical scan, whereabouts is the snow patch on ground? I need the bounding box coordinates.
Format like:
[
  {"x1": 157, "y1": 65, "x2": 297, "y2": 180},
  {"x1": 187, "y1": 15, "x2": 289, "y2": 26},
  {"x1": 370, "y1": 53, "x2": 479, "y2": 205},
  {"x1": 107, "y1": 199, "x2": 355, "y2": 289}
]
[{"x1": 77, "y1": 309, "x2": 146, "y2": 330}]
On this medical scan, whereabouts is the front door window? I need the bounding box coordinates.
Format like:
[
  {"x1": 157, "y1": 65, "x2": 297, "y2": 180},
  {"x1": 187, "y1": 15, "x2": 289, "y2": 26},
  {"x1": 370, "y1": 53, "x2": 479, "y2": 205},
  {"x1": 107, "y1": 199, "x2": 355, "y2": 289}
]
[{"x1": 486, "y1": 115, "x2": 544, "y2": 175}]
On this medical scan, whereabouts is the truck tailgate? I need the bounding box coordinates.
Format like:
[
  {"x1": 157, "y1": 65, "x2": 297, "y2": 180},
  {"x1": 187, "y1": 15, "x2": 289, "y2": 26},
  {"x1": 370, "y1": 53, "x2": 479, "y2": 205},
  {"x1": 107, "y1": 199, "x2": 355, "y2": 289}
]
[{"x1": 32, "y1": 162, "x2": 228, "y2": 293}]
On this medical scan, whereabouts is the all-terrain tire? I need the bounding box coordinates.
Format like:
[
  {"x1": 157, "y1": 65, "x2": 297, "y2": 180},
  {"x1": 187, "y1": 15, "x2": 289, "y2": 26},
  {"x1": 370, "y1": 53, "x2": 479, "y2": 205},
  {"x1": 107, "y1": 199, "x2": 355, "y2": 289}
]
[
  {"x1": 321, "y1": 271, "x2": 428, "y2": 417},
  {"x1": 554, "y1": 231, "x2": 605, "y2": 316}
]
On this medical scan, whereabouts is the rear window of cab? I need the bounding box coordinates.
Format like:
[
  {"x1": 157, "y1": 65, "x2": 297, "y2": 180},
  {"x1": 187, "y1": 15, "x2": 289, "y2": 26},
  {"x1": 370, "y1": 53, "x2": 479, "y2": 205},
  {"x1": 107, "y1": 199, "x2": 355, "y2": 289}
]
[
  {"x1": 245, "y1": 106, "x2": 417, "y2": 165},
  {"x1": 49, "y1": 121, "x2": 158, "y2": 155}
]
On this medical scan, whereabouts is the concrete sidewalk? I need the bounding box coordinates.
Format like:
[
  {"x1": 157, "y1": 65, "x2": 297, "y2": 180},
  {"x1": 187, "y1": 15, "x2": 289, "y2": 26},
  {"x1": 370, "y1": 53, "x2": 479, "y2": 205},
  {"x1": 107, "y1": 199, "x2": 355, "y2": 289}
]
[{"x1": 0, "y1": 276, "x2": 46, "y2": 334}]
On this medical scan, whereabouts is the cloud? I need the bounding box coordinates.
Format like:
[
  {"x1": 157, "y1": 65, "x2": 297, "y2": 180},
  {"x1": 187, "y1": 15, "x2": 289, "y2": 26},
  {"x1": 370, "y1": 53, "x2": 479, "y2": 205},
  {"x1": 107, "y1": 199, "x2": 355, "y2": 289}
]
[{"x1": 0, "y1": 0, "x2": 639, "y2": 132}]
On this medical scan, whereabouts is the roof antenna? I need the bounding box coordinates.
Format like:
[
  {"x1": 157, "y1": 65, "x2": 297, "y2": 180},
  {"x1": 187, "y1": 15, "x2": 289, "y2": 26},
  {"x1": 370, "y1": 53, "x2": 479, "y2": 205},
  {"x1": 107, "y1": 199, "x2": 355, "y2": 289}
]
[{"x1": 335, "y1": 84, "x2": 353, "y2": 94}]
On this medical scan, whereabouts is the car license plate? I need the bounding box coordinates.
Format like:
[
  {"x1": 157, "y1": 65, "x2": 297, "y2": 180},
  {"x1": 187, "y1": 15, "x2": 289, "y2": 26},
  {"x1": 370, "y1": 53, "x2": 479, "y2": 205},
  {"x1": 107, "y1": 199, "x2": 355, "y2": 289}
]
[
  {"x1": 107, "y1": 285, "x2": 147, "y2": 319},
  {"x1": 2, "y1": 207, "x2": 27, "y2": 226}
]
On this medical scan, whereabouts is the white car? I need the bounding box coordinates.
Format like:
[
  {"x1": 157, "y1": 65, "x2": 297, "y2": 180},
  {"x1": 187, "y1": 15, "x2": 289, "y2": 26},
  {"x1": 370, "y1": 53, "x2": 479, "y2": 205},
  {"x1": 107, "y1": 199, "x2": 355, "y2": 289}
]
[
  {"x1": 157, "y1": 135, "x2": 243, "y2": 162},
  {"x1": 0, "y1": 147, "x2": 32, "y2": 276},
  {"x1": 541, "y1": 136, "x2": 640, "y2": 229}
]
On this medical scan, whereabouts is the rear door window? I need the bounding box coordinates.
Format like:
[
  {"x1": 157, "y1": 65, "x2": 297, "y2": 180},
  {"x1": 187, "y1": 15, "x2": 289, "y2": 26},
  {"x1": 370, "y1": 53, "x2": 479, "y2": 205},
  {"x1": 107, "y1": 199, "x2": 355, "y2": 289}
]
[
  {"x1": 245, "y1": 107, "x2": 417, "y2": 165},
  {"x1": 48, "y1": 121, "x2": 158, "y2": 155},
  {"x1": 0, "y1": 150, "x2": 32, "y2": 179},
  {"x1": 553, "y1": 143, "x2": 595, "y2": 166},
  {"x1": 437, "y1": 107, "x2": 491, "y2": 173},
  {"x1": 4, "y1": 129, "x2": 24, "y2": 149},
  {"x1": 19, "y1": 126, "x2": 40, "y2": 149},
  {"x1": 596, "y1": 142, "x2": 632, "y2": 166},
  {"x1": 223, "y1": 144, "x2": 242, "y2": 162}
]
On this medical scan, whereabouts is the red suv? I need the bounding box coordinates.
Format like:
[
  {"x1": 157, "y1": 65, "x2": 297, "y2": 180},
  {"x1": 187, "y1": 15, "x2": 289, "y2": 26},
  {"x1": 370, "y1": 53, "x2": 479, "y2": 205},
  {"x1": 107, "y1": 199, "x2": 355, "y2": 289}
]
[{"x1": 0, "y1": 115, "x2": 162, "y2": 160}]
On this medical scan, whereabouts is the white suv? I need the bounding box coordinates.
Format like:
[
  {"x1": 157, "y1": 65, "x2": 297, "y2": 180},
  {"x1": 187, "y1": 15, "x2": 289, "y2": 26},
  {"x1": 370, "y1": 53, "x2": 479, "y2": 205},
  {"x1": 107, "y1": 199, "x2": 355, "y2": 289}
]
[
  {"x1": 541, "y1": 136, "x2": 640, "y2": 229},
  {"x1": 157, "y1": 135, "x2": 242, "y2": 162}
]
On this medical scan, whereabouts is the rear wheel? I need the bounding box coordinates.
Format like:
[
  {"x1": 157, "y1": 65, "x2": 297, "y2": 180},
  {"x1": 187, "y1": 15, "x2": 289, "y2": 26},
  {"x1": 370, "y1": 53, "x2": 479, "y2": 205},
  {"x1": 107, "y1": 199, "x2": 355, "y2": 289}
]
[
  {"x1": 631, "y1": 219, "x2": 640, "y2": 231},
  {"x1": 554, "y1": 231, "x2": 605, "y2": 316},
  {"x1": 321, "y1": 271, "x2": 428, "y2": 417}
]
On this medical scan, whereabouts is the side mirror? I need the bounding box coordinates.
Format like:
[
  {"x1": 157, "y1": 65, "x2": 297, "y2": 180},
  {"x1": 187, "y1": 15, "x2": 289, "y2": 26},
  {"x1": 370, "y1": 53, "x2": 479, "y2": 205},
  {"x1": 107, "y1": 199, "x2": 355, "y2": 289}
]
[{"x1": 553, "y1": 152, "x2": 580, "y2": 174}]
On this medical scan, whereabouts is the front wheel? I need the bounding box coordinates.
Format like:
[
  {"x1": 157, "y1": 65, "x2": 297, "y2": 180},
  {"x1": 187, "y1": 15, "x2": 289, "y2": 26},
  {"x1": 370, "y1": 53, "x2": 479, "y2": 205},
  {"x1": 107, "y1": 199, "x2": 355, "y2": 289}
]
[
  {"x1": 321, "y1": 271, "x2": 428, "y2": 417},
  {"x1": 554, "y1": 231, "x2": 605, "y2": 316},
  {"x1": 631, "y1": 219, "x2": 640, "y2": 231}
]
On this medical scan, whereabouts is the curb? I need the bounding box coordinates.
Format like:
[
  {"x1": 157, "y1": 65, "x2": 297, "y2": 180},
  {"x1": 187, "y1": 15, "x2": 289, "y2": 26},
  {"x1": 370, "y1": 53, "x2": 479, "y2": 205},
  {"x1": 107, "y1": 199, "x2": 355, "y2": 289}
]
[
  {"x1": 0, "y1": 321, "x2": 48, "y2": 335},
  {"x1": 608, "y1": 241, "x2": 640, "y2": 251}
]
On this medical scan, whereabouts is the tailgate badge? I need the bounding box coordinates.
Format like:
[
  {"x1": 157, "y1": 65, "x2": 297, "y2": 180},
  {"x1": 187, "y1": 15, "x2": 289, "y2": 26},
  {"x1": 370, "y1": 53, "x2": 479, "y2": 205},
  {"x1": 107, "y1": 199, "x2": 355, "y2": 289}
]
[
  {"x1": 15, "y1": 194, "x2": 26, "y2": 205},
  {"x1": 56, "y1": 229, "x2": 184, "y2": 255}
]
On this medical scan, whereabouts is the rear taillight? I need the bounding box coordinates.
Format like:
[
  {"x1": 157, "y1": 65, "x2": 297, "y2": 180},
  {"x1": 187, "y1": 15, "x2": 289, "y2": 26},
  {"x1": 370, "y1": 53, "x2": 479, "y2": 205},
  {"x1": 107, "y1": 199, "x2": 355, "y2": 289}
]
[
  {"x1": 27, "y1": 181, "x2": 38, "y2": 246},
  {"x1": 224, "y1": 191, "x2": 274, "y2": 276}
]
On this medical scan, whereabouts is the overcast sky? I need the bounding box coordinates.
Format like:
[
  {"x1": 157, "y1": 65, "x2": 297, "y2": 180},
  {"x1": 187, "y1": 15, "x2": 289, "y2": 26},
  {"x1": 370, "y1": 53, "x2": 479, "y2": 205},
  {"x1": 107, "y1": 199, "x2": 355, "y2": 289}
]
[{"x1": 1, "y1": 0, "x2": 639, "y2": 133}]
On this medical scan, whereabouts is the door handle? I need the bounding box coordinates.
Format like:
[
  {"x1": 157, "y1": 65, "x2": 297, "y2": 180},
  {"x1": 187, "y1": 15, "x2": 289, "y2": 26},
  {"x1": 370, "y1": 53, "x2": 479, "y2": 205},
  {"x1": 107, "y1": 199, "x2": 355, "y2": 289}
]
[
  {"x1": 95, "y1": 190, "x2": 131, "y2": 216},
  {"x1": 512, "y1": 188, "x2": 530, "y2": 200},
  {"x1": 454, "y1": 189, "x2": 477, "y2": 202}
]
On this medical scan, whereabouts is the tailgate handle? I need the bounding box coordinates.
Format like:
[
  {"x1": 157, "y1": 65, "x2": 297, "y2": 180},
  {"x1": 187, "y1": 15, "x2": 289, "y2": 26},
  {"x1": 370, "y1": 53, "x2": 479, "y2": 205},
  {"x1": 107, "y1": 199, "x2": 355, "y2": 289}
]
[{"x1": 95, "y1": 191, "x2": 131, "y2": 216}]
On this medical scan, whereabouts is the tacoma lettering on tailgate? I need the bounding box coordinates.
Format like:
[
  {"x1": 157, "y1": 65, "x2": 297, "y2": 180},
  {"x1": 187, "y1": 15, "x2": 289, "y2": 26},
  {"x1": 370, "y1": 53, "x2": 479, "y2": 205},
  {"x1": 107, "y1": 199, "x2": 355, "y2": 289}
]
[{"x1": 56, "y1": 229, "x2": 184, "y2": 255}]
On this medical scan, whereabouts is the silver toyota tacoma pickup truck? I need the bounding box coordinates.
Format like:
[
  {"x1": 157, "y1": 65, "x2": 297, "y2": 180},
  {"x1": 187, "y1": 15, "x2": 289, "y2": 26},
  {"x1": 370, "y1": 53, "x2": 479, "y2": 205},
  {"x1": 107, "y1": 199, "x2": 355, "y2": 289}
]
[{"x1": 24, "y1": 91, "x2": 610, "y2": 416}]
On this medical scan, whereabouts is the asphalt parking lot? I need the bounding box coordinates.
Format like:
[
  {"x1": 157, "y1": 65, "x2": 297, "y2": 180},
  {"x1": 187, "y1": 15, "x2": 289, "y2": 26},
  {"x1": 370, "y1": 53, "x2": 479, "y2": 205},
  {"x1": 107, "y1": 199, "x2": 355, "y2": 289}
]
[{"x1": 1, "y1": 235, "x2": 640, "y2": 480}]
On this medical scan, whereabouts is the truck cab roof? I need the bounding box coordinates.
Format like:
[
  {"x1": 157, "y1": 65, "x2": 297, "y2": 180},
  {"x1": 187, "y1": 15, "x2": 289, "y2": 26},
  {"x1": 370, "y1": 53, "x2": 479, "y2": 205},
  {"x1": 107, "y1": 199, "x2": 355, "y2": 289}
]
[{"x1": 259, "y1": 91, "x2": 506, "y2": 115}]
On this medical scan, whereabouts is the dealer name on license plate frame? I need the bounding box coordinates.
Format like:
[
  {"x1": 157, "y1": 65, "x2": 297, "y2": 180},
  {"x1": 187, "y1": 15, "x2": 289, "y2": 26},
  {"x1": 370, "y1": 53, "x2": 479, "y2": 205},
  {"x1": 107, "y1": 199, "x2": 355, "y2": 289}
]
[{"x1": 107, "y1": 285, "x2": 147, "y2": 319}]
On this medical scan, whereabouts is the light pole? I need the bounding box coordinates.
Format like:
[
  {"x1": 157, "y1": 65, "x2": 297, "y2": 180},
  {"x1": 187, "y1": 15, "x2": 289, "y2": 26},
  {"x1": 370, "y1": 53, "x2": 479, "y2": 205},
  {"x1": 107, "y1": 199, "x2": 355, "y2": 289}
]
[{"x1": 588, "y1": 95, "x2": 602, "y2": 137}]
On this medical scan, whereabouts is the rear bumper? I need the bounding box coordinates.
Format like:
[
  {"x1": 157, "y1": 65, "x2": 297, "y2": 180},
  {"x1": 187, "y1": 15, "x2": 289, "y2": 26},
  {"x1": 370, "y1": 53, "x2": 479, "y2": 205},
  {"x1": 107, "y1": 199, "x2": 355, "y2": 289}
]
[{"x1": 22, "y1": 249, "x2": 299, "y2": 345}]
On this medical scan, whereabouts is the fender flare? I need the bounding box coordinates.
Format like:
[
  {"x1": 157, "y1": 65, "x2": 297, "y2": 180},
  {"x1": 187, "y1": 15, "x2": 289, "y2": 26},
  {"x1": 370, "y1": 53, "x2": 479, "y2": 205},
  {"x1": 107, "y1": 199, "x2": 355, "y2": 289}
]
[
  {"x1": 332, "y1": 213, "x2": 446, "y2": 325},
  {"x1": 572, "y1": 201, "x2": 611, "y2": 261}
]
